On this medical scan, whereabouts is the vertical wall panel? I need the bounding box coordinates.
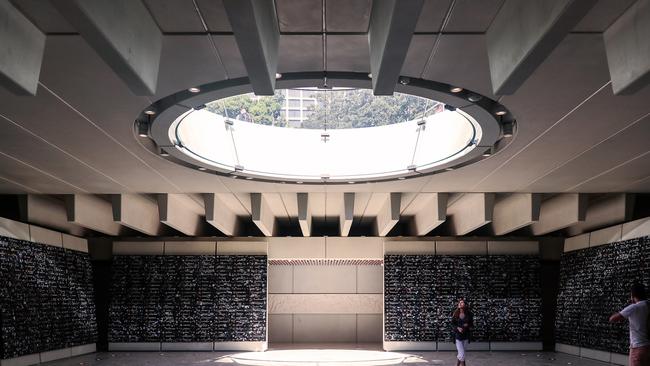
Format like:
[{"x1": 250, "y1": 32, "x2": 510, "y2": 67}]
[
  {"x1": 384, "y1": 254, "x2": 542, "y2": 343},
  {"x1": 0, "y1": 236, "x2": 96, "y2": 359},
  {"x1": 556, "y1": 236, "x2": 650, "y2": 354},
  {"x1": 109, "y1": 254, "x2": 267, "y2": 344}
]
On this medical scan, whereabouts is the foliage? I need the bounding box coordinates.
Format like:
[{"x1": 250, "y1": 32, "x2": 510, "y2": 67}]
[
  {"x1": 205, "y1": 92, "x2": 285, "y2": 126},
  {"x1": 205, "y1": 89, "x2": 437, "y2": 129},
  {"x1": 301, "y1": 89, "x2": 434, "y2": 129}
]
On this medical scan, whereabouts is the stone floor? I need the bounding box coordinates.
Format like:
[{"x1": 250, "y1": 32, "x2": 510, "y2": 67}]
[{"x1": 41, "y1": 344, "x2": 615, "y2": 366}]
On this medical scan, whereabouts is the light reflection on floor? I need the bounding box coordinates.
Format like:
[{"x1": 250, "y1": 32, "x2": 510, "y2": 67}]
[{"x1": 213, "y1": 349, "x2": 430, "y2": 365}]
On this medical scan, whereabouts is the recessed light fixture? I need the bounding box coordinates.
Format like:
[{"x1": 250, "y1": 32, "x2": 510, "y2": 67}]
[
  {"x1": 450, "y1": 86, "x2": 463, "y2": 93},
  {"x1": 502, "y1": 121, "x2": 514, "y2": 138},
  {"x1": 275, "y1": 73, "x2": 282, "y2": 79},
  {"x1": 198, "y1": 167, "x2": 207, "y2": 171},
  {"x1": 296, "y1": 181, "x2": 303, "y2": 184},
  {"x1": 347, "y1": 181, "x2": 355, "y2": 184},
  {"x1": 482, "y1": 148, "x2": 494, "y2": 157},
  {"x1": 467, "y1": 94, "x2": 482, "y2": 102},
  {"x1": 445, "y1": 167, "x2": 454, "y2": 171},
  {"x1": 496, "y1": 110, "x2": 507, "y2": 116},
  {"x1": 399, "y1": 76, "x2": 410, "y2": 85},
  {"x1": 144, "y1": 110, "x2": 156, "y2": 115},
  {"x1": 137, "y1": 121, "x2": 149, "y2": 137},
  {"x1": 160, "y1": 149, "x2": 169, "y2": 157},
  {"x1": 245, "y1": 176, "x2": 254, "y2": 180},
  {"x1": 397, "y1": 177, "x2": 406, "y2": 180},
  {"x1": 188, "y1": 87, "x2": 200, "y2": 93}
]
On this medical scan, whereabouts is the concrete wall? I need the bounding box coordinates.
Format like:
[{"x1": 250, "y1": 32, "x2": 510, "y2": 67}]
[
  {"x1": 268, "y1": 240, "x2": 383, "y2": 344},
  {"x1": 558, "y1": 216, "x2": 650, "y2": 366},
  {"x1": 0, "y1": 217, "x2": 95, "y2": 366}
]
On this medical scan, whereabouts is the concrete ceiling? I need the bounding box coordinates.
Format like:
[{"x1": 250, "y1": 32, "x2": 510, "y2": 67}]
[{"x1": 0, "y1": 0, "x2": 648, "y2": 238}]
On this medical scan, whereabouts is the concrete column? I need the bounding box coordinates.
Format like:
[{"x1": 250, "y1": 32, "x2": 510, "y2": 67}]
[
  {"x1": 486, "y1": 0, "x2": 597, "y2": 94},
  {"x1": 223, "y1": 0, "x2": 279, "y2": 95},
  {"x1": 52, "y1": 0, "x2": 163, "y2": 95},
  {"x1": 252, "y1": 193, "x2": 276, "y2": 236},
  {"x1": 368, "y1": 0, "x2": 424, "y2": 95},
  {"x1": 0, "y1": 0, "x2": 46, "y2": 95}
]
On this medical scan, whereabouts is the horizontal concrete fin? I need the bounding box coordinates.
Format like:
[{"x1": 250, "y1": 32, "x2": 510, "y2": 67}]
[
  {"x1": 269, "y1": 294, "x2": 382, "y2": 314},
  {"x1": 113, "y1": 241, "x2": 164, "y2": 255}
]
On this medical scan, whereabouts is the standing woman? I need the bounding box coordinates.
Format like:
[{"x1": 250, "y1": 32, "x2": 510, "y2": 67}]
[{"x1": 452, "y1": 298, "x2": 473, "y2": 366}]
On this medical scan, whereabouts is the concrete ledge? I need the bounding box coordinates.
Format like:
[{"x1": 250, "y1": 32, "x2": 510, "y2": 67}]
[
  {"x1": 69, "y1": 343, "x2": 96, "y2": 356},
  {"x1": 611, "y1": 352, "x2": 628, "y2": 366},
  {"x1": 326, "y1": 237, "x2": 383, "y2": 259},
  {"x1": 62, "y1": 233, "x2": 88, "y2": 252},
  {"x1": 383, "y1": 341, "x2": 436, "y2": 351},
  {"x1": 161, "y1": 342, "x2": 214, "y2": 351},
  {"x1": 436, "y1": 241, "x2": 487, "y2": 255},
  {"x1": 580, "y1": 348, "x2": 611, "y2": 363},
  {"x1": 589, "y1": 225, "x2": 622, "y2": 247},
  {"x1": 268, "y1": 237, "x2": 326, "y2": 259},
  {"x1": 0, "y1": 217, "x2": 30, "y2": 240},
  {"x1": 113, "y1": 241, "x2": 164, "y2": 255},
  {"x1": 555, "y1": 343, "x2": 580, "y2": 356},
  {"x1": 487, "y1": 241, "x2": 539, "y2": 255},
  {"x1": 29, "y1": 225, "x2": 63, "y2": 247},
  {"x1": 490, "y1": 342, "x2": 543, "y2": 351},
  {"x1": 384, "y1": 240, "x2": 435, "y2": 255},
  {"x1": 622, "y1": 217, "x2": 650, "y2": 240},
  {"x1": 164, "y1": 241, "x2": 215, "y2": 255},
  {"x1": 108, "y1": 342, "x2": 161, "y2": 351},
  {"x1": 213, "y1": 341, "x2": 267, "y2": 351},
  {"x1": 40, "y1": 348, "x2": 72, "y2": 363},
  {"x1": 0, "y1": 353, "x2": 40, "y2": 366},
  {"x1": 563, "y1": 234, "x2": 589, "y2": 252},
  {"x1": 269, "y1": 294, "x2": 382, "y2": 314},
  {"x1": 217, "y1": 240, "x2": 267, "y2": 255}
]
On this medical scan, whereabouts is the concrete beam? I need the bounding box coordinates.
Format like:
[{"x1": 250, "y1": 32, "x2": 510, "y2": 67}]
[
  {"x1": 486, "y1": 0, "x2": 597, "y2": 95},
  {"x1": 18, "y1": 195, "x2": 86, "y2": 236},
  {"x1": 604, "y1": 0, "x2": 650, "y2": 94},
  {"x1": 251, "y1": 193, "x2": 275, "y2": 236},
  {"x1": 491, "y1": 193, "x2": 542, "y2": 235},
  {"x1": 65, "y1": 194, "x2": 124, "y2": 236},
  {"x1": 297, "y1": 193, "x2": 311, "y2": 237},
  {"x1": 368, "y1": 0, "x2": 424, "y2": 95},
  {"x1": 0, "y1": 0, "x2": 46, "y2": 95},
  {"x1": 112, "y1": 194, "x2": 165, "y2": 236},
  {"x1": 52, "y1": 0, "x2": 162, "y2": 95},
  {"x1": 407, "y1": 193, "x2": 448, "y2": 236},
  {"x1": 446, "y1": 193, "x2": 495, "y2": 235},
  {"x1": 566, "y1": 193, "x2": 635, "y2": 236},
  {"x1": 157, "y1": 194, "x2": 204, "y2": 236},
  {"x1": 204, "y1": 193, "x2": 241, "y2": 237},
  {"x1": 530, "y1": 193, "x2": 588, "y2": 235},
  {"x1": 223, "y1": 0, "x2": 279, "y2": 95},
  {"x1": 376, "y1": 193, "x2": 401, "y2": 236},
  {"x1": 340, "y1": 193, "x2": 354, "y2": 237}
]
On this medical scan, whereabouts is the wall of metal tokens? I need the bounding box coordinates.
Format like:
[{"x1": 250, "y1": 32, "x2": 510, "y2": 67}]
[
  {"x1": 555, "y1": 236, "x2": 650, "y2": 354},
  {"x1": 109, "y1": 255, "x2": 267, "y2": 343},
  {"x1": 384, "y1": 255, "x2": 542, "y2": 343},
  {"x1": 0, "y1": 236, "x2": 97, "y2": 359}
]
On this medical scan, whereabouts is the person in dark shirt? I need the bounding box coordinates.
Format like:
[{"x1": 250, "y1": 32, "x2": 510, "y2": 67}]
[
  {"x1": 236, "y1": 108, "x2": 253, "y2": 122},
  {"x1": 452, "y1": 298, "x2": 473, "y2": 366}
]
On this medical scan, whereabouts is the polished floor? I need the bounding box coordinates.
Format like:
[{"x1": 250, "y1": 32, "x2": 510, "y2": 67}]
[{"x1": 39, "y1": 344, "x2": 617, "y2": 366}]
